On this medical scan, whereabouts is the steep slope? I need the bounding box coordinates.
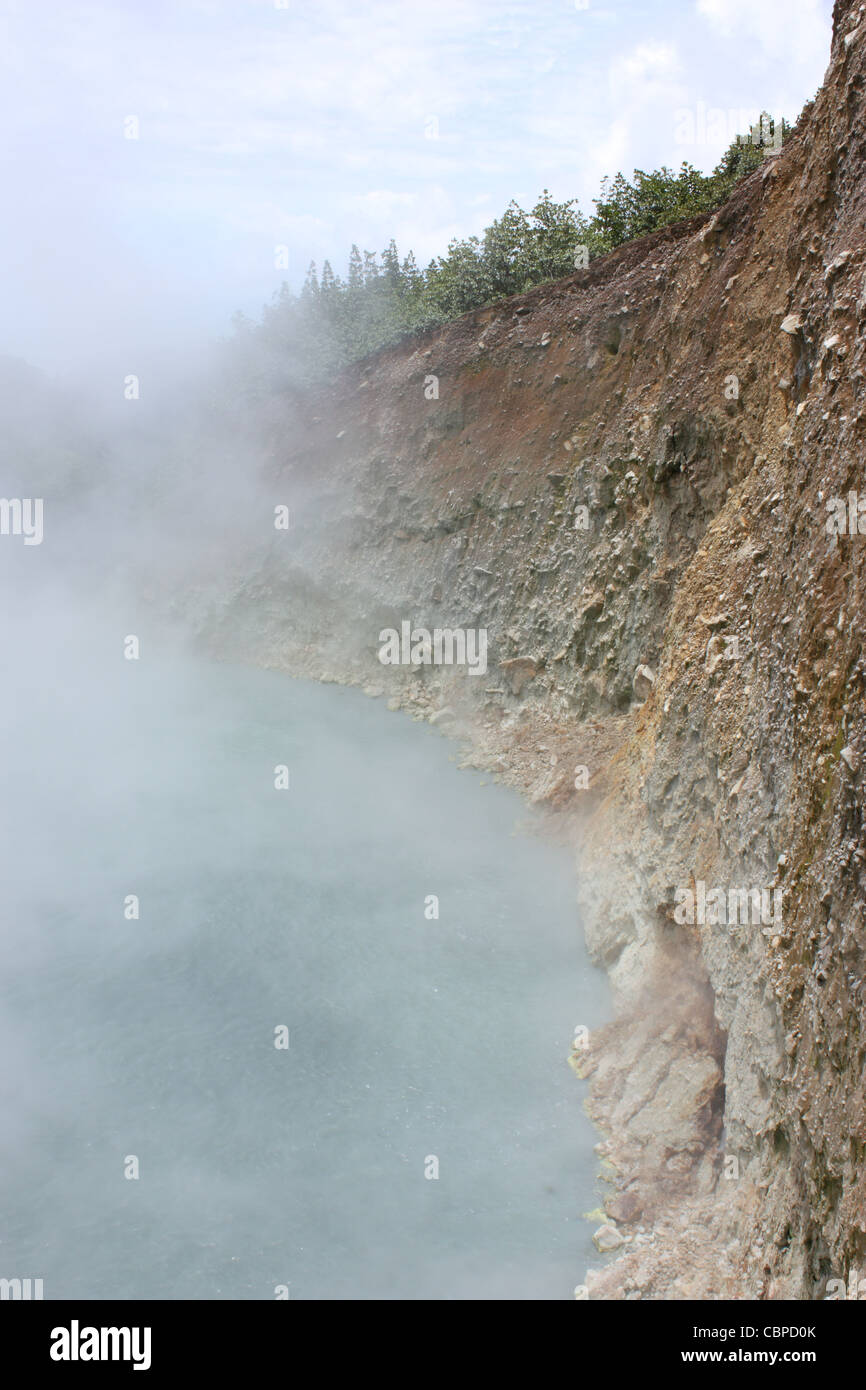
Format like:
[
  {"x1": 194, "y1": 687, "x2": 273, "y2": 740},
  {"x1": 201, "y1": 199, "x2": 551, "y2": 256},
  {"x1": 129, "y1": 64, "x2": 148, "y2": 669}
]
[{"x1": 204, "y1": 0, "x2": 866, "y2": 1298}]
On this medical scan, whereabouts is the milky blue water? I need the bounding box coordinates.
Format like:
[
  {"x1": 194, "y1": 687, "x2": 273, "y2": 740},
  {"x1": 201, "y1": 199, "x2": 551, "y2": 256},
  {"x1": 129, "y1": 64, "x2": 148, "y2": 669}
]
[{"x1": 1, "y1": 639, "x2": 608, "y2": 1300}]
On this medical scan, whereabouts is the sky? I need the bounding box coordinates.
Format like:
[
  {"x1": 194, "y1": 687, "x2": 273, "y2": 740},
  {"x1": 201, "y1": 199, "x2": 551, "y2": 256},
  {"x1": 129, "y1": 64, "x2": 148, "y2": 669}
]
[{"x1": 0, "y1": 0, "x2": 834, "y2": 381}]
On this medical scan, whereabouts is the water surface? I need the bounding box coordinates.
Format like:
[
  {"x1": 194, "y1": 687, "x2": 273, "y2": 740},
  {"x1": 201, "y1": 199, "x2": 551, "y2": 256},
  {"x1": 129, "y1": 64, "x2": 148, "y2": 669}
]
[{"x1": 2, "y1": 639, "x2": 608, "y2": 1299}]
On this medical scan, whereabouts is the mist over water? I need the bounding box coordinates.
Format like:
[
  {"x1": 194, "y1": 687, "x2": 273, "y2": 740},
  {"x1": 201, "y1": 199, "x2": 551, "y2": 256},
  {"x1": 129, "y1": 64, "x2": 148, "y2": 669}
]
[
  {"x1": 0, "y1": 28, "x2": 616, "y2": 1295},
  {"x1": 2, "y1": 604, "x2": 608, "y2": 1300},
  {"x1": 0, "y1": 230, "x2": 611, "y2": 1299}
]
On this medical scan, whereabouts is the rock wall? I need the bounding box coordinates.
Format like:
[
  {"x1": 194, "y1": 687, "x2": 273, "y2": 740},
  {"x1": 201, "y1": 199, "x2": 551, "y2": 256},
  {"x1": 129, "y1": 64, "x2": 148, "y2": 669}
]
[{"x1": 203, "y1": 0, "x2": 866, "y2": 1298}]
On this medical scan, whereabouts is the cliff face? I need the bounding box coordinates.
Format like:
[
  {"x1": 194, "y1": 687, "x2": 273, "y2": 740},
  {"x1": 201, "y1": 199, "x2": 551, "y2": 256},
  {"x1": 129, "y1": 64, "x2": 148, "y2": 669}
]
[{"x1": 206, "y1": 0, "x2": 866, "y2": 1297}]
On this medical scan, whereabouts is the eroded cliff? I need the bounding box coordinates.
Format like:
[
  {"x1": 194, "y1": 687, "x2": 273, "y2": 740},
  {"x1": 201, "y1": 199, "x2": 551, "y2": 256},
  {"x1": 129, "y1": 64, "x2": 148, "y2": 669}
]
[{"x1": 204, "y1": 0, "x2": 866, "y2": 1298}]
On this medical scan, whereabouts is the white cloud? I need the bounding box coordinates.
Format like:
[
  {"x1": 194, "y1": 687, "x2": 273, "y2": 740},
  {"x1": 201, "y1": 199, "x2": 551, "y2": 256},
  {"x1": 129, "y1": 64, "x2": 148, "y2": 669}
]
[
  {"x1": 696, "y1": 0, "x2": 831, "y2": 65},
  {"x1": 583, "y1": 42, "x2": 687, "y2": 188},
  {"x1": 0, "y1": 0, "x2": 838, "y2": 371}
]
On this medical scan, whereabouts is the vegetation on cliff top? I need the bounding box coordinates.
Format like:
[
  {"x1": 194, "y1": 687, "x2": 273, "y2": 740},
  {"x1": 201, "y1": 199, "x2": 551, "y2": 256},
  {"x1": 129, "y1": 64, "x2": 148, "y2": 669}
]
[{"x1": 231, "y1": 113, "x2": 790, "y2": 386}]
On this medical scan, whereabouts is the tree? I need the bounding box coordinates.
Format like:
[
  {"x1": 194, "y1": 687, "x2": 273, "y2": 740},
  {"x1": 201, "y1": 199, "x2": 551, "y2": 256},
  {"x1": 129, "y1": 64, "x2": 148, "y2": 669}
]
[
  {"x1": 527, "y1": 189, "x2": 587, "y2": 281},
  {"x1": 231, "y1": 106, "x2": 793, "y2": 384},
  {"x1": 301, "y1": 261, "x2": 319, "y2": 298},
  {"x1": 347, "y1": 244, "x2": 363, "y2": 291},
  {"x1": 381, "y1": 239, "x2": 402, "y2": 288},
  {"x1": 320, "y1": 260, "x2": 336, "y2": 295}
]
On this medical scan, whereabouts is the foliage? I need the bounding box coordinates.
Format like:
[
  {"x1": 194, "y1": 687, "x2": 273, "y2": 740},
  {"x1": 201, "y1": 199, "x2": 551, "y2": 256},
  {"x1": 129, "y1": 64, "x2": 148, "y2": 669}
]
[{"x1": 233, "y1": 114, "x2": 792, "y2": 383}]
